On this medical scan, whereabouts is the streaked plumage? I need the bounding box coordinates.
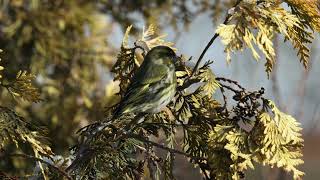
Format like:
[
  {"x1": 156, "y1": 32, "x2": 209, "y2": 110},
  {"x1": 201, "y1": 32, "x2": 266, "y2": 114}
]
[{"x1": 113, "y1": 46, "x2": 177, "y2": 118}]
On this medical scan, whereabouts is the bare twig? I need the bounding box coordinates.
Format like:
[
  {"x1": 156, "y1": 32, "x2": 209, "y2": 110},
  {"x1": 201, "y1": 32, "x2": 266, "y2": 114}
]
[
  {"x1": 219, "y1": 86, "x2": 229, "y2": 115},
  {"x1": 177, "y1": 78, "x2": 201, "y2": 91},
  {"x1": 141, "y1": 122, "x2": 199, "y2": 127},
  {"x1": 219, "y1": 84, "x2": 240, "y2": 94},
  {"x1": 191, "y1": 0, "x2": 242, "y2": 76},
  {"x1": 216, "y1": 77, "x2": 245, "y2": 91}
]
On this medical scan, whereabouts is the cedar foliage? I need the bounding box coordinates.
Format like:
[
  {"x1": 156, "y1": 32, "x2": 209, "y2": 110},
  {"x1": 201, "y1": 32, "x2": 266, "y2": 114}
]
[
  {"x1": 1, "y1": 0, "x2": 319, "y2": 179},
  {"x1": 216, "y1": 0, "x2": 319, "y2": 76},
  {"x1": 0, "y1": 0, "x2": 213, "y2": 160},
  {"x1": 66, "y1": 22, "x2": 305, "y2": 179}
]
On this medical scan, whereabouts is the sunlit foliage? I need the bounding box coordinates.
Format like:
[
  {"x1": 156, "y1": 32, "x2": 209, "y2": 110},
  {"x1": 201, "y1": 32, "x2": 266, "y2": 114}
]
[
  {"x1": 0, "y1": 0, "x2": 317, "y2": 179},
  {"x1": 216, "y1": 0, "x2": 320, "y2": 76},
  {"x1": 68, "y1": 25, "x2": 304, "y2": 180},
  {"x1": 0, "y1": 50, "x2": 53, "y2": 178},
  {"x1": 208, "y1": 100, "x2": 304, "y2": 179}
]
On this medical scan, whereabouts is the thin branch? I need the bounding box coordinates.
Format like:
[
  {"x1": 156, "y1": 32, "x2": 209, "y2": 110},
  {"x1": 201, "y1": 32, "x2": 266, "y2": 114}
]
[
  {"x1": 141, "y1": 122, "x2": 200, "y2": 127},
  {"x1": 191, "y1": 0, "x2": 242, "y2": 76},
  {"x1": 216, "y1": 77, "x2": 245, "y2": 91},
  {"x1": 130, "y1": 134, "x2": 206, "y2": 162},
  {"x1": 219, "y1": 84, "x2": 239, "y2": 94},
  {"x1": 1, "y1": 153, "x2": 72, "y2": 180},
  {"x1": 177, "y1": 78, "x2": 201, "y2": 91},
  {"x1": 219, "y1": 86, "x2": 229, "y2": 114}
]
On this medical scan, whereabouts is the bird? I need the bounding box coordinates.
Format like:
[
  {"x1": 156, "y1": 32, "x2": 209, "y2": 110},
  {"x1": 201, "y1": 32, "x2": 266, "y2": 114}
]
[
  {"x1": 66, "y1": 46, "x2": 178, "y2": 174},
  {"x1": 113, "y1": 45, "x2": 178, "y2": 119}
]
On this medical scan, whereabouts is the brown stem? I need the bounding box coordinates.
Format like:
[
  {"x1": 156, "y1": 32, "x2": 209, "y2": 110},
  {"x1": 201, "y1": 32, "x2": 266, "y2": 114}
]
[
  {"x1": 177, "y1": 78, "x2": 200, "y2": 91},
  {"x1": 191, "y1": 0, "x2": 242, "y2": 76},
  {"x1": 216, "y1": 77, "x2": 245, "y2": 91}
]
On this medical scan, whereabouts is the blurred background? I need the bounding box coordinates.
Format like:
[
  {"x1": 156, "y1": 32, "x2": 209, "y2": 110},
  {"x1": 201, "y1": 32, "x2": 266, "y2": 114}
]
[{"x1": 0, "y1": 0, "x2": 319, "y2": 179}]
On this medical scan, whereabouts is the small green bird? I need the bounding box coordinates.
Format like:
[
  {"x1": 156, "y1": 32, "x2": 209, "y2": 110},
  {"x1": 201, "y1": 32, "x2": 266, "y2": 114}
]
[{"x1": 113, "y1": 46, "x2": 178, "y2": 118}]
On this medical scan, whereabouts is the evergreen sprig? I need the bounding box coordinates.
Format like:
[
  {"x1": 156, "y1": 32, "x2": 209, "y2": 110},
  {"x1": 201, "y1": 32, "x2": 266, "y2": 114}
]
[
  {"x1": 67, "y1": 24, "x2": 304, "y2": 180},
  {"x1": 0, "y1": 0, "x2": 313, "y2": 178},
  {"x1": 216, "y1": 0, "x2": 320, "y2": 76}
]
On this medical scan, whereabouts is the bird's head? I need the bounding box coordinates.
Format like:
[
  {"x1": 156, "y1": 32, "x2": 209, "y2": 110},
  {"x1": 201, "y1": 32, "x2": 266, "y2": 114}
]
[{"x1": 146, "y1": 46, "x2": 179, "y2": 66}]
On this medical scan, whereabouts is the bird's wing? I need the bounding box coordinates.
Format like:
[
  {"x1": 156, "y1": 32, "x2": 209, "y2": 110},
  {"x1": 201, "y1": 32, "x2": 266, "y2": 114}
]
[
  {"x1": 114, "y1": 60, "x2": 168, "y2": 116},
  {"x1": 124, "y1": 61, "x2": 168, "y2": 99},
  {"x1": 132, "y1": 59, "x2": 168, "y2": 85}
]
